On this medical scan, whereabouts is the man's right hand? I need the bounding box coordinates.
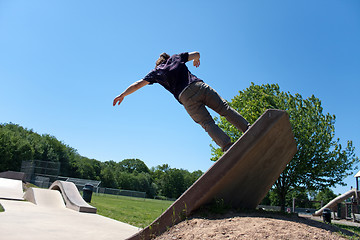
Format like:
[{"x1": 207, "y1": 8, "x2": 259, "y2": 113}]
[
  {"x1": 112, "y1": 79, "x2": 149, "y2": 107},
  {"x1": 113, "y1": 94, "x2": 125, "y2": 106}
]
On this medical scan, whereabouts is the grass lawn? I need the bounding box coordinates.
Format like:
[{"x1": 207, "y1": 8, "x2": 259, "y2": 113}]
[
  {"x1": 333, "y1": 223, "x2": 360, "y2": 239},
  {"x1": 90, "y1": 194, "x2": 173, "y2": 228}
]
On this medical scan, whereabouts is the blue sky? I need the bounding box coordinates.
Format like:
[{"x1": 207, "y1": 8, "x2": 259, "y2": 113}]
[{"x1": 0, "y1": 0, "x2": 359, "y2": 195}]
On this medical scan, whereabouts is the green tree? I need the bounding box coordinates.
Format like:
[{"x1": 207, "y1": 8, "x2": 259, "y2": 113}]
[
  {"x1": 287, "y1": 189, "x2": 312, "y2": 208},
  {"x1": 150, "y1": 165, "x2": 203, "y2": 199},
  {"x1": 116, "y1": 171, "x2": 134, "y2": 190},
  {"x1": 314, "y1": 188, "x2": 338, "y2": 209},
  {"x1": 212, "y1": 83, "x2": 359, "y2": 210},
  {"x1": 0, "y1": 123, "x2": 75, "y2": 175},
  {"x1": 161, "y1": 168, "x2": 186, "y2": 199},
  {"x1": 150, "y1": 164, "x2": 170, "y2": 197},
  {"x1": 133, "y1": 172, "x2": 153, "y2": 195},
  {"x1": 71, "y1": 156, "x2": 101, "y2": 180},
  {"x1": 42, "y1": 134, "x2": 72, "y2": 176},
  {"x1": 100, "y1": 161, "x2": 118, "y2": 188},
  {"x1": 118, "y1": 159, "x2": 150, "y2": 174},
  {"x1": 183, "y1": 169, "x2": 203, "y2": 188},
  {"x1": 150, "y1": 164, "x2": 170, "y2": 182},
  {"x1": 0, "y1": 124, "x2": 34, "y2": 172}
]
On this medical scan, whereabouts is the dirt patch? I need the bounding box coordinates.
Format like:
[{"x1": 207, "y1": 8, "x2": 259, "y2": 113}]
[{"x1": 155, "y1": 211, "x2": 357, "y2": 240}]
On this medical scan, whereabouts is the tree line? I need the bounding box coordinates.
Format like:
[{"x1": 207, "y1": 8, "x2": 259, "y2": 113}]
[{"x1": 0, "y1": 123, "x2": 202, "y2": 199}]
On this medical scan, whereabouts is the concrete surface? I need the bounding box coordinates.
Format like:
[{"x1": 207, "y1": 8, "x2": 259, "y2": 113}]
[
  {"x1": 50, "y1": 180, "x2": 97, "y2": 213},
  {"x1": 0, "y1": 198, "x2": 140, "y2": 240},
  {"x1": 0, "y1": 177, "x2": 24, "y2": 200},
  {"x1": 0, "y1": 178, "x2": 139, "y2": 239},
  {"x1": 127, "y1": 109, "x2": 297, "y2": 240}
]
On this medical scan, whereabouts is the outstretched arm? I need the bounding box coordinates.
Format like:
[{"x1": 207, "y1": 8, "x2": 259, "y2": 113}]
[
  {"x1": 113, "y1": 79, "x2": 149, "y2": 106},
  {"x1": 188, "y1": 51, "x2": 200, "y2": 68}
]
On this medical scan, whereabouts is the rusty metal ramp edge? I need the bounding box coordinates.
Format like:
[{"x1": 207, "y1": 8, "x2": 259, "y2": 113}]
[
  {"x1": 50, "y1": 180, "x2": 97, "y2": 213},
  {"x1": 127, "y1": 109, "x2": 297, "y2": 240}
]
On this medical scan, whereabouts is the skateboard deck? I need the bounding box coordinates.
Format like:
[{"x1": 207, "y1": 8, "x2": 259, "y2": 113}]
[{"x1": 127, "y1": 109, "x2": 297, "y2": 240}]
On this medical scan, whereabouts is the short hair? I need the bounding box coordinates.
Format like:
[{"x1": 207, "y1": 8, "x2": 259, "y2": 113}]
[{"x1": 155, "y1": 52, "x2": 170, "y2": 68}]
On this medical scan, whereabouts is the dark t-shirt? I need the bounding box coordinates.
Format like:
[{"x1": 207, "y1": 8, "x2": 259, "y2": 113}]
[{"x1": 143, "y1": 52, "x2": 203, "y2": 103}]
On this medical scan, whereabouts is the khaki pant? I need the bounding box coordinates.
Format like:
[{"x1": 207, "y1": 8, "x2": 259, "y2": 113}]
[{"x1": 179, "y1": 82, "x2": 249, "y2": 150}]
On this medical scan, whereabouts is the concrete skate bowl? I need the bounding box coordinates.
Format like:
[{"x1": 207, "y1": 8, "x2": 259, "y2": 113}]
[
  {"x1": 49, "y1": 180, "x2": 97, "y2": 213},
  {"x1": 127, "y1": 109, "x2": 297, "y2": 240}
]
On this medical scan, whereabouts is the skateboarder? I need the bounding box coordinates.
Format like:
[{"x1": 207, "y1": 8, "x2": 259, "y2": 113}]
[{"x1": 113, "y1": 51, "x2": 250, "y2": 151}]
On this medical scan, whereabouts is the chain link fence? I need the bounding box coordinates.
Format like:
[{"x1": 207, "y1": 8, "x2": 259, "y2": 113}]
[
  {"x1": 21, "y1": 160, "x2": 60, "y2": 188},
  {"x1": 96, "y1": 187, "x2": 146, "y2": 199}
]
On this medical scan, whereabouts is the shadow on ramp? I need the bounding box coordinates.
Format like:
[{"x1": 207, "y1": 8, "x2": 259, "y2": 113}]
[{"x1": 127, "y1": 109, "x2": 297, "y2": 240}]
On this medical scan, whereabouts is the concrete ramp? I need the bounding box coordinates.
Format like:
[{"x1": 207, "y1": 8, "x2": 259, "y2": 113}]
[
  {"x1": 0, "y1": 177, "x2": 24, "y2": 200},
  {"x1": 0, "y1": 171, "x2": 26, "y2": 182},
  {"x1": 24, "y1": 188, "x2": 66, "y2": 208},
  {"x1": 50, "y1": 180, "x2": 97, "y2": 213},
  {"x1": 127, "y1": 109, "x2": 297, "y2": 240}
]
